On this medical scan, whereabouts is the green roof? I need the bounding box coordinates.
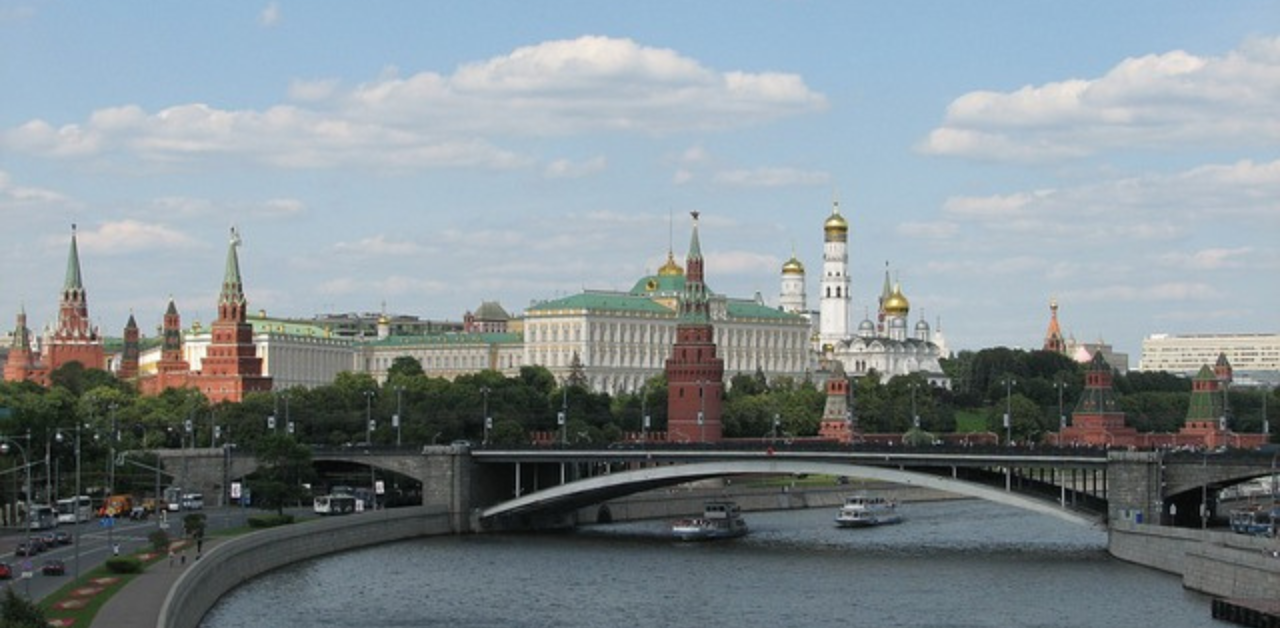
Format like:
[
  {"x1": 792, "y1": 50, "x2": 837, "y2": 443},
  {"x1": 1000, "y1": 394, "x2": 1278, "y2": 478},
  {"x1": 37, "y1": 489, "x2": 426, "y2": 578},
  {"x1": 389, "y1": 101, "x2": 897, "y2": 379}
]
[
  {"x1": 726, "y1": 299, "x2": 804, "y2": 321},
  {"x1": 360, "y1": 332, "x2": 522, "y2": 347},
  {"x1": 528, "y1": 292, "x2": 675, "y2": 315},
  {"x1": 247, "y1": 317, "x2": 333, "y2": 338}
]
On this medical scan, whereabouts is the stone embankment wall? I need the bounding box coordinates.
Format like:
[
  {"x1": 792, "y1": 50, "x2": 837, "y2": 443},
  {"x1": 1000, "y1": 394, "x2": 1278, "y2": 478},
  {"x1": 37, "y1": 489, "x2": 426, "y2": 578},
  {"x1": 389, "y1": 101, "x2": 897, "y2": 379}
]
[
  {"x1": 158, "y1": 506, "x2": 453, "y2": 628},
  {"x1": 1109, "y1": 522, "x2": 1280, "y2": 599}
]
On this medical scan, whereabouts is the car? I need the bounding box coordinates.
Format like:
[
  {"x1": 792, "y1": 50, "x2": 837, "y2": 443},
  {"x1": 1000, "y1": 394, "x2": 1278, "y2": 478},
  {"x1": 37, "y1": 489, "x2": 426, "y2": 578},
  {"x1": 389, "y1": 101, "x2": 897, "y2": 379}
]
[
  {"x1": 0, "y1": 563, "x2": 11, "y2": 579},
  {"x1": 39, "y1": 532, "x2": 57, "y2": 547},
  {"x1": 52, "y1": 531, "x2": 72, "y2": 546},
  {"x1": 27, "y1": 537, "x2": 48, "y2": 553},
  {"x1": 13, "y1": 541, "x2": 37, "y2": 557},
  {"x1": 40, "y1": 559, "x2": 65, "y2": 576}
]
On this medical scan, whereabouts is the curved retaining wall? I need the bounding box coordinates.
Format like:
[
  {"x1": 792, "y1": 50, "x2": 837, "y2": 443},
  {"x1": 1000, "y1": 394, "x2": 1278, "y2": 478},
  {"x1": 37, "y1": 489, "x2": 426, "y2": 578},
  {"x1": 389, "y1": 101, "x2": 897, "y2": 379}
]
[
  {"x1": 1109, "y1": 522, "x2": 1280, "y2": 599},
  {"x1": 158, "y1": 506, "x2": 454, "y2": 628}
]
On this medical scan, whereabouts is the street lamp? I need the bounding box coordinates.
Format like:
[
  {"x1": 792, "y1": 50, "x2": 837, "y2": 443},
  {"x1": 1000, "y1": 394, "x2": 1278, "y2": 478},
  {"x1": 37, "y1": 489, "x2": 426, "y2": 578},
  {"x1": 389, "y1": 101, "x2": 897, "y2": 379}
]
[
  {"x1": 697, "y1": 380, "x2": 706, "y2": 443},
  {"x1": 56, "y1": 422, "x2": 83, "y2": 578},
  {"x1": 0, "y1": 432, "x2": 32, "y2": 535},
  {"x1": 1055, "y1": 379, "x2": 1069, "y2": 432},
  {"x1": 393, "y1": 385, "x2": 404, "y2": 447},
  {"x1": 558, "y1": 384, "x2": 567, "y2": 446},
  {"x1": 639, "y1": 385, "x2": 650, "y2": 444},
  {"x1": 480, "y1": 386, "x2": 492, "y2": 445},
  {"x1": 909, "y1": 382, "x2": 920, "y2": 430},
  {"x1": 1002, "y1": 378, "x2": 1016, "y2": 446},
  {"x1": 363, "y1": 390, "x2": 375, "y2": 445}
]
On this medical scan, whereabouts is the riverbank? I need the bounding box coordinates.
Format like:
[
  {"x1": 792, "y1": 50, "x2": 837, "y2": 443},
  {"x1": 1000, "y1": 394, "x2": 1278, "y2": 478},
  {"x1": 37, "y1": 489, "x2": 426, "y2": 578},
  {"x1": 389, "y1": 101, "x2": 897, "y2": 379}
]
[{"x1": 1109, "y1": 521, "x2": 1280, "y2": 602}]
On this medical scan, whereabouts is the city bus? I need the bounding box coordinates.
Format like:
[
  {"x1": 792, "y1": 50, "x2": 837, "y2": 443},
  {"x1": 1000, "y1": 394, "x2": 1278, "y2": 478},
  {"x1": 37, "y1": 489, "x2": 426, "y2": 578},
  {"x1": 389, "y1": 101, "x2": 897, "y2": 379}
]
[
  {"x1": 164, "y1": 486, "x2": 183, "y2": 511},
  {"x1": 180, "y1": 493, "x2": 204, "y2": 510},
  {"x1": 28, "y1": 505, "x2": 58, "y2": 531},
  {"x1": 55, "y1": 496, "x2": 93, "y2": 524},
  {"x1": 313, "y1": 494, "x2": 356, "y2": 515}
]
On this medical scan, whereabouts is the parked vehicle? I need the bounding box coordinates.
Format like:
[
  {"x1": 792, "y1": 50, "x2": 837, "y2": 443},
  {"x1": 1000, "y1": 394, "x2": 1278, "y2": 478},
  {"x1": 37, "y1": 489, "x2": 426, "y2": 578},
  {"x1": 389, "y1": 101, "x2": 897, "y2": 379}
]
[{"x1": 41, "y1": 559, "x2": 66, "y2": 576}]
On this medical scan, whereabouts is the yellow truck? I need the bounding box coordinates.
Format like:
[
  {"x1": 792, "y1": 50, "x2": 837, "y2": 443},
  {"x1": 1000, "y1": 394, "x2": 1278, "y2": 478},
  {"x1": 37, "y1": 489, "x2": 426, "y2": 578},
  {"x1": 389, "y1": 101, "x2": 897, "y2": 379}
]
[{"x1": 98, "y1": 494, "x2": 132, "y2": 517}]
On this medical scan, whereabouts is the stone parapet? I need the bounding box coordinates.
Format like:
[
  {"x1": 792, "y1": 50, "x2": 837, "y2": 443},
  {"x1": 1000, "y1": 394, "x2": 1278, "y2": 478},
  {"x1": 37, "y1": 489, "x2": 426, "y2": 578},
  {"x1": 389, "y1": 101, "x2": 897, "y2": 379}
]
[
  {"x1": 158, "y1": 506, "x2": 453, "y2": 628},
  {"x1": 1109, "y1": 522, "x2": 1280, "y2": 599}
]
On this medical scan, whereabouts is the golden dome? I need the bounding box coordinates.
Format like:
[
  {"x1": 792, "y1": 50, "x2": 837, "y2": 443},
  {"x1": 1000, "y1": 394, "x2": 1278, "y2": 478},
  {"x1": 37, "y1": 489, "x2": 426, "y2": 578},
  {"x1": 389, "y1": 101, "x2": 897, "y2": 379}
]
[
  {"x1": 781, "y1": 256, "x2": 805, "y2": 275},
  {"x1": 883, "y1": 283, "x2": 910, "y2": 316},
  {"x1": 824, "y1": 212, "x2": 848, "y2": 234},
  {"x1": 657, "y1": 251, "x2": 684, "y2": 277}
]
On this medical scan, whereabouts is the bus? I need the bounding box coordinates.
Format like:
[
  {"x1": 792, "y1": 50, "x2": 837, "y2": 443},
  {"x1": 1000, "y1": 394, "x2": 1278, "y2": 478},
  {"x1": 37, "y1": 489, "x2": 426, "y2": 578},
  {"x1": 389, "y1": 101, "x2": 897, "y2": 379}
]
[
  {"x1": 56, "y1": 496, "x2": 93, "y2": 524},
  {"x1": 28, "y1": 505, "x2": 58, "y2": 531},
  {"x1": 313, "y1": 494, "x2": 356, "y2": 515},
  {"x1": 180, "y1": 493, "x2": 204, "y2": 510},
  {"x1": 164, "y1": 487, "x2": 183, "y2": 512}
]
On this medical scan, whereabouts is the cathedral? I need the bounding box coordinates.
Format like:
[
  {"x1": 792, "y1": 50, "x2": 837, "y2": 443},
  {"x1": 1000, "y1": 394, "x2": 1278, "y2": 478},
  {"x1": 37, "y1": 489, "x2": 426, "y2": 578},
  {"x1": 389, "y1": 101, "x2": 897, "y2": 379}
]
[{"x1": 779, "y1": 201, "x2": 951, "y2": 387}]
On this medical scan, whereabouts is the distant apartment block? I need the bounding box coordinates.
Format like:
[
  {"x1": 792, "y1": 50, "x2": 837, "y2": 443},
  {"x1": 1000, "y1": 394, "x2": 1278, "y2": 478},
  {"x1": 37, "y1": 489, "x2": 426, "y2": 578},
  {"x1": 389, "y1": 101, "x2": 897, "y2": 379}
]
[{"x1": 1139, "y1": 333, "x2": 1280, "y2": 383}]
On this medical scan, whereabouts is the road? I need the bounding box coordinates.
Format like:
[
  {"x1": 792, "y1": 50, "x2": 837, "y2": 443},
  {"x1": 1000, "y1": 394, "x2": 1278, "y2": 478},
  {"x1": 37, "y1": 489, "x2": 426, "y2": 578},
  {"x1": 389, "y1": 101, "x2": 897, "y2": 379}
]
[{"x1": 0, "y1": 506, "x2": 260, "y2": 602}]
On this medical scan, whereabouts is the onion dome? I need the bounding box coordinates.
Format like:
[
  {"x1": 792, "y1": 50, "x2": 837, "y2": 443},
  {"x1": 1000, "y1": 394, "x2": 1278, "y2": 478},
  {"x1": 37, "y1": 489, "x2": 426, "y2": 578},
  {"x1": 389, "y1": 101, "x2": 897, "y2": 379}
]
[
  {"x1": 824, "y1": 202, "x2": 849, "y2": 242},
  {"x1": 858, "y1": 318, "x2": 875, "y2": 336},
  {"x1": 883, "y1": 283, "x2": 910, "y2": 316},
  {"x1": 915, "y1": 318, "x2": 930, "y2": 332},
  {"x1": 781, "y1": 255, "x2": 805, "y2": 275},
  {"x1": 657, "y1": 250, "x2": 684, "y2": 277}
]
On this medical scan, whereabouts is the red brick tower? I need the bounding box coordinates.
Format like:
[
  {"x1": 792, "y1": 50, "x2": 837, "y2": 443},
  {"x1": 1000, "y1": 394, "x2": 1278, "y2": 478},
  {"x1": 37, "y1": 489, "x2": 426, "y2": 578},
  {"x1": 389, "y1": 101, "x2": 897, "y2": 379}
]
[
  {"x1": 139, "y1": 298, "x2": 193, "y2": 395},
  {"x1": 194, "y1": 228, "x2": 272, "y2": 403},
  {"x1": 665, "y1": 212, "x2": 725, "y2": 443},
  {"x1": 3, "y1": 306, "x2": 48, "y2": 385},
  {"x1": 818, "y1": 361, "x2": 856, "y2": 443},
  {"x1": 119, "y1": 313, "x2": 140, "y2": 380},
  {"x1": 44, "y1": 225, "x2": 105, "y2": 372},
  {"x1": 1042, "y1": 299, "x2": 1066, "y2": 354},
  {"x1": 1056, "y1": 351, "x2": 1137, "y2": 446}
]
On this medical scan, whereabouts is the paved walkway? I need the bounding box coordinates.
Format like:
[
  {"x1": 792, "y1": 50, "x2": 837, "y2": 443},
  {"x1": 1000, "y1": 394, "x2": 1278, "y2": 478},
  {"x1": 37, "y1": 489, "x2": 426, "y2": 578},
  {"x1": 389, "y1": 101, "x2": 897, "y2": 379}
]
[{"x1": 89, "y1": 540, "x2": 220, "y2": 628}]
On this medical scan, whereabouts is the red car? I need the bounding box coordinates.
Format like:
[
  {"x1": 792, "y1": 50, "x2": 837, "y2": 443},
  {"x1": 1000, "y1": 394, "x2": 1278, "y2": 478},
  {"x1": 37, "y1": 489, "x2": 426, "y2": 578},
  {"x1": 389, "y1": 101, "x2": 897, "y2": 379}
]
[
  {"x1": 41, "y1": 559, "x2": 66, "y2": 576},
  {"x1": 0, "y1": 563, "x2": 11, "y2": 579}
]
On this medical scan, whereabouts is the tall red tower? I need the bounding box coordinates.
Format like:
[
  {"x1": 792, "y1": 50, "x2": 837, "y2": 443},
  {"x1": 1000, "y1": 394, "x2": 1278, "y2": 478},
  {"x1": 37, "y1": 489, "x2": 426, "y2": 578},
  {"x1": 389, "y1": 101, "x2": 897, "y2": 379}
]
[
  {"x1": 1042, "y1": 299, "x2": 1066, "y2": 354},
  {"x1": 44, "y1": 225, "x2": 105, "y2": 372},
  {"x1": 665, "y1": 212, "x2": 725, "y2": 443},
  {"x1": 139, "y1": 298, "x2": 193, "y2": 395},
  {"x1": 3, "y1": 306, "x2": 48, "y2": 385},
  {"x1": 119, "y1": 313, "x2": 140, "y2": 380},
  {"x1": 194, "y1": 228, "x2": 272, "y2": 403},
  {"x1": 818, "y1": 361, "x2": 856, "y2": 443}
]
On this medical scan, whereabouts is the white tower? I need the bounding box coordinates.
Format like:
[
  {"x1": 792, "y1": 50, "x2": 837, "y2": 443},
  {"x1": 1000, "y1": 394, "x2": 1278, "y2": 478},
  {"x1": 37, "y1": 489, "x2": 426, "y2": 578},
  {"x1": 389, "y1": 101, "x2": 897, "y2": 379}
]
[
  {"x1": 819, "y1": 200, "x2": 850, "y2": 349},
  {"x1": 779, "y1": 251, "x2": 807, "y2": 315}
]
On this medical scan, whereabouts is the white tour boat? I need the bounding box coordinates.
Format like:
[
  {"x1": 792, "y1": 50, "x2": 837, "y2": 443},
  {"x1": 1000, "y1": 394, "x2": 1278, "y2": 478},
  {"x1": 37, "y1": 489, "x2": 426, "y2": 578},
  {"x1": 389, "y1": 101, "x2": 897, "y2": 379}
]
[
  {"x1": 834, "y1": 494, "x2": 902, "y2": 528},
  {"x1": 672, "y1": 501, "x2": 749, "y2": 541}
]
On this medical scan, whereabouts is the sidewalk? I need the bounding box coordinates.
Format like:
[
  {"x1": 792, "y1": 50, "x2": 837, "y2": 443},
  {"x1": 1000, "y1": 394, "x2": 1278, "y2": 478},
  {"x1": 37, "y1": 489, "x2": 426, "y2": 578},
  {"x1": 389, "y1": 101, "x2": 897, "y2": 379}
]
[{"x1": 89, "y1": 539, "x2": 220, "y2": 628}]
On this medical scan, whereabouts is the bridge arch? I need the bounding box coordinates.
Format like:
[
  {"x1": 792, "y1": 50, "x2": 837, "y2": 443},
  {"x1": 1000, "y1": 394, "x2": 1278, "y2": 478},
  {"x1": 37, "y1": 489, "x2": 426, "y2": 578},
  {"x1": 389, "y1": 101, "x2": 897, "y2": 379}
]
[{"x1": 481, "y1": 460, "x2": 1103, "y2": 527}]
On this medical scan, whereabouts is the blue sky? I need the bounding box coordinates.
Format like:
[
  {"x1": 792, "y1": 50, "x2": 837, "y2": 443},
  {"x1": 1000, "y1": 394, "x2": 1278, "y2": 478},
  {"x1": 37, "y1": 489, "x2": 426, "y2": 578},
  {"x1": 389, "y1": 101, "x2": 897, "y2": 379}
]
[{"x1": 2, "y1": 1, "x2": 1278, "y2": 367}]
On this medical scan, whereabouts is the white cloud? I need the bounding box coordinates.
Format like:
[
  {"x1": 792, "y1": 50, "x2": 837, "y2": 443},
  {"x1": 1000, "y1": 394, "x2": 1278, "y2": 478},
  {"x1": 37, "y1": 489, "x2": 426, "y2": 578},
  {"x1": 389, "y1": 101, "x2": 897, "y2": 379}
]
[
  {"x1": 3, "y1": 36, "x2": 826, "y2": 172},
  {"x1": 712, "y1": 167, "x2": 830, "y2": 188},
  {"x1": 332, "y1": 234, "x2": 424, "y2": 257},
  {"x1": 0, "y1": 170, "x2": 71, "y2": 207},
  {"x1": 259, "y1": 2, "x2": 281, "y2": 27},
  {"x1": 896, "y1": 220, "x2": 958, "y2": 239},
  {"x1": 73, "y1": 220, "x2": 200, "y2": 254},
  {"x1": 1064, "y1": 282, "x2": 1221, "y2": 303},
  {"x1": 1156, "y1": 247, "x2": 1254, "y2": 270},
  {"x1": 921, "y1": 35, "x2": 1280, "y2": 160},
  {"x1": 544, "y1": 155, "x2": 607, "y2": 179}
]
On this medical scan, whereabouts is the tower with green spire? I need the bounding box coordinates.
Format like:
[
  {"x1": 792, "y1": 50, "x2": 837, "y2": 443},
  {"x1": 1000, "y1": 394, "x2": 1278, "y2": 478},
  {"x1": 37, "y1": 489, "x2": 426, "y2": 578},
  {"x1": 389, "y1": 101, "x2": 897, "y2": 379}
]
[
  {"x1": 45, "y1": 224, "x2": 105, "y2": 372},
  {"x1": 665, "y1": 211, "x2": 725, "y2": 443},
  {"x1": 195, "y1": 227, "x2": 272, "y2": 403}
]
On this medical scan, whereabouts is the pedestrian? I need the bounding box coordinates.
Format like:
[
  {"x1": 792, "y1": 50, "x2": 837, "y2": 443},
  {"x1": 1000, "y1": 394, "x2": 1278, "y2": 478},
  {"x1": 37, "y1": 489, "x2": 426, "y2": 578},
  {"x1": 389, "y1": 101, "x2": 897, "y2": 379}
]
[
  {"x1": 168, "y1": 549, "x2": 175, "y2": 568},
  {"x1": 180, "y1": 552, "x2": 186, "y2": 566}
]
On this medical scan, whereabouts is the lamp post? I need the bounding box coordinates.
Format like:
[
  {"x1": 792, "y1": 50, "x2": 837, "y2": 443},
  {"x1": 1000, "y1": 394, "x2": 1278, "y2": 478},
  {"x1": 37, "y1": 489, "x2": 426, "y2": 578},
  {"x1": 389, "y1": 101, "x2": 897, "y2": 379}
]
[
  {"x1": 559, "y1": 384, "x2": 567, "y2": 446},
  {"x1": 1002, "y1": 378, "x2": 1015, "y2": 446},
  {"x1": 363, "y1": 390, "x2": 375, "y2": 445},
  {"x1": 1262, "y1": 385, "x2": 1270, "y2": 441},
  {"x1": 1055, "y1": 379, "x2": 1069, "y2": 432},
  {"x1": 480, "y1": 386, "x2": 492, "y2": 445},
  {"x1": 639, "y1": 385, "x2": 650, "y2": 444},
  {"x1": 909, "y1": 382, "x2": 920, "y2": 430},
  {"x1": 0, "y1": 433, "x2": 31, "y2": 535},
  {"x1": 393, "y1": 385, "x2": 404, "y2": 447},
  {"x1": 58, "y1": 422, "x2": 82, "y2": 578},
  {"x1": 701, "y1": 378, "x2": 711, "y2": 442}
]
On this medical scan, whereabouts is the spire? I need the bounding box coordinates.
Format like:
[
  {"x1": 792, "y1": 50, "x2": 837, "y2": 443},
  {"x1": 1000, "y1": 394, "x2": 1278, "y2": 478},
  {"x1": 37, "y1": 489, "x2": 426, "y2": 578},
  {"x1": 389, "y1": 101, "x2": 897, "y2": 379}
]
[
  {"x1": 687, "y1": 211, "x2": 703, "y2": 260},
  {"x1": 64, "y1": 224, "x2": 84, "y2": 292},
  {"x1": 680, "y1": 211, "x2": 709, "y2": 323},
  {"x1": 1043, "y1": 299, "x2": 1066, "y2": 353},
  {"x1": 218, "y1": 227, "x2": 247, "y2": 321}
]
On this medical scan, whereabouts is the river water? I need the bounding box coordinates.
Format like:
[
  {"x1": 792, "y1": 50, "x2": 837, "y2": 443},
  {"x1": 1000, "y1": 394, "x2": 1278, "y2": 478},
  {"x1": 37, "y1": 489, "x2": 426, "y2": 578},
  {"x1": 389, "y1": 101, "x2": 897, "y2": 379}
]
[{"x1": 202, "y1": 500, "x2": 1212, "y2": 628}]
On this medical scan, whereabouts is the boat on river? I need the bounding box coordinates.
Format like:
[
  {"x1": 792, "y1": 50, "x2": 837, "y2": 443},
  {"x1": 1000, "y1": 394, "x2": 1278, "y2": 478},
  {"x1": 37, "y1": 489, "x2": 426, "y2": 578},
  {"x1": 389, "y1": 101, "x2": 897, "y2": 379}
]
[
  {"x1": 672, "y1": 501, "x2": 748, "y2": 541},
  {"x1": 835, "y1": 494, "x2": 902, "y2": 528}
]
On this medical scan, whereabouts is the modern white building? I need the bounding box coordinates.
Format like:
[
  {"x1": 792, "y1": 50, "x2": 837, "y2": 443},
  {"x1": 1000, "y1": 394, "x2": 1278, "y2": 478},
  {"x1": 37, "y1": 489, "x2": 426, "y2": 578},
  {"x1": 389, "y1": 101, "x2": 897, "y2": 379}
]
[{"x1": 1139, "y1": 333, "x2": 1280, "y2": 383}]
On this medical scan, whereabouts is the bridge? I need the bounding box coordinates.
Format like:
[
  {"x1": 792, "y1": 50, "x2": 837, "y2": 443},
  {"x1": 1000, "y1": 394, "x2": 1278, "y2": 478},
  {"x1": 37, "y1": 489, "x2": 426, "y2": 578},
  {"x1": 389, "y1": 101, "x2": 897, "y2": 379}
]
[{"x1": 152, "y1": 444, "x2": 1278, "y2": 533}]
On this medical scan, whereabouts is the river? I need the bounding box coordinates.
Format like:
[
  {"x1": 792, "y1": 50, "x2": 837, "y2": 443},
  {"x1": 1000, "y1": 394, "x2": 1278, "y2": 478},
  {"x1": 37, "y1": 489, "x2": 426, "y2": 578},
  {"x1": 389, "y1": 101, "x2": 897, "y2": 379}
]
[{"x1": 202, "y1": 499, "x2": 1212, "y2": 627}]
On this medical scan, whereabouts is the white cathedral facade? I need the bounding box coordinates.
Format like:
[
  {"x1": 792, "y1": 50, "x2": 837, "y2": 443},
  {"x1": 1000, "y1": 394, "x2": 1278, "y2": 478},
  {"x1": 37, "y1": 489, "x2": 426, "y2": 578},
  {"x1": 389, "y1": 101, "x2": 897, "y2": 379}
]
[{"x1": 780, "y1": 201, "x2": 951, "y2": 388}]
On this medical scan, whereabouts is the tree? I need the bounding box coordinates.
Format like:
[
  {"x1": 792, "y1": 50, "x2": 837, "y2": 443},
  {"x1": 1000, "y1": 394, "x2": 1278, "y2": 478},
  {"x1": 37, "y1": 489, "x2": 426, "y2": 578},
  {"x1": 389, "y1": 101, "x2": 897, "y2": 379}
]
[
  {"x1": 250, "y1": 433, "x2": 315, "y2": 515},
  {"x1": 387, "y1": 356, "x2": 425, "y2": 382},
  {"x1": 0, "y1": 587, "x2": 46, "y2": 627}
]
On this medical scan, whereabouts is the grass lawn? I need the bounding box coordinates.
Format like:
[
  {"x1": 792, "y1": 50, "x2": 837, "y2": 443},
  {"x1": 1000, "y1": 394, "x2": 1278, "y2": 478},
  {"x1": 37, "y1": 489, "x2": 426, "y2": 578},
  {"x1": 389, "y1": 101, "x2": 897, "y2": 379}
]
[{"x1": 39, "y1": 543, "x2": 180, "y2": 628}]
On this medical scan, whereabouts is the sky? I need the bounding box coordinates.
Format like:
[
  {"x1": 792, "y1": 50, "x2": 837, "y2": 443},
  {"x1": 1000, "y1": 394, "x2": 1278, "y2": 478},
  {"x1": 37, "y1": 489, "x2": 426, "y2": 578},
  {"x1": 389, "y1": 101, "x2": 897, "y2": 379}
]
[{"x1": 2, "y1": 1, "x2": 1278, "y2": 368}]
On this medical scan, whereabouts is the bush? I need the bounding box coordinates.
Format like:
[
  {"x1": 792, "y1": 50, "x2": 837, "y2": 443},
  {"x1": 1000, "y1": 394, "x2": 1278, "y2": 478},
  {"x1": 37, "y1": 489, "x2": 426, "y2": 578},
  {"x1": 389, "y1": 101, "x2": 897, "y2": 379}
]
[
  {"x1": 183, "y1": 513, "x2": 207, "y2": 538},
  {"x1": 148, "y1": 529, "x2": 170, "y2": 552},
  {"x1": 104, "y1": 557, "x2": 143, "y2": 574},
  {"x1": 247, "y1": 514, "x2": 295, "y2": 529},
  {"x1": 1, "y1": 586, "x2": 47, "y2": 627}
]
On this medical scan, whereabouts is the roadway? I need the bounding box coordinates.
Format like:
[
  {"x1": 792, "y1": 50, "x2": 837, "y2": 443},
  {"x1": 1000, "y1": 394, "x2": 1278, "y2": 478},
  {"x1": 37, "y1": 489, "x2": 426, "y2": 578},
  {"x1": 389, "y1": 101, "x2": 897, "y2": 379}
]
[{"x1": 0, "y1": 506, "x2": 259, "y2": 602}]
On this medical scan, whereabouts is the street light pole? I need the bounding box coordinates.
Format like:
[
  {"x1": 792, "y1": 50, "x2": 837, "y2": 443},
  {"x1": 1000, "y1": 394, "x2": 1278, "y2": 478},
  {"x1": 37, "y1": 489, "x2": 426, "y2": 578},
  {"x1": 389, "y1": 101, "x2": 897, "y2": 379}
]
[
  {"x1": 701, "y1": 381, "x2": 711, "y2": 445},
  {"x1": 480, "y1": 386, "x2": 492, "y2": 445},
  {"x1": 1056, "y1": 379, "x2": 1069, "y2": 432},
  {"x1": 1, "y1": 433, "x2": 31, "y2": 535},
  {"x1": 363, "y1": 390, "x2": 375, "y2": 445},
  {"x1": 910, "y1": 382, "x2": 920, "y2": 429},
  {"x1": 1003, "y1": 378, "x2": 1015, "y2": 446},
  {"x1": 559, "y1": 385, "x2": 567, "y2": 446},
  {"x1": 393, "y1": 385, "x2": 404, "y2": 447}
]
